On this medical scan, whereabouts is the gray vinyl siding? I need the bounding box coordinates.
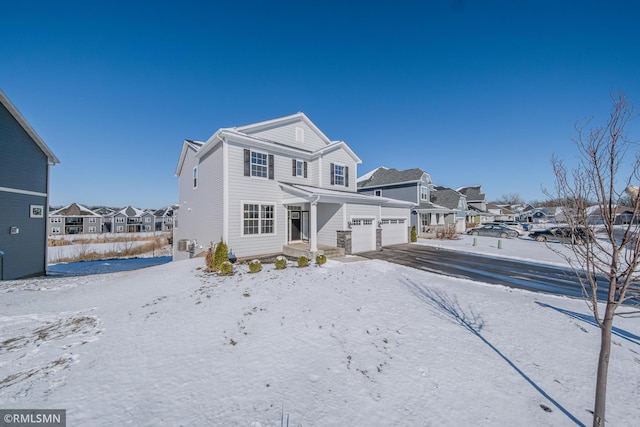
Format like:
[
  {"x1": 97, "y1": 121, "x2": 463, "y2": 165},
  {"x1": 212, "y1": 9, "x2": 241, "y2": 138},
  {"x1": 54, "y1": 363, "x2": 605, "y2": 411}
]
[
  {"x1": 174, "y1": 143, "x2": 224, "y2": 261},
  {"x1": 359, "y1": 183, "x2": 418, "y2": 203},
  {"x1": 0, "y1": 103, "x2": 48, "y2": 193},
  {"x1": 381, "y1": 206, "x2": 410, "y2": 219},
  {"x1": 246, "y1": 120, "x2": 328, "y2": 152},
  {"x1": 226, "y1": 142, "x2": 285, "y2": 258},
  {"x1": 321, "y1": 149, "x2": 358, "y2": 192},
  {"x1": 0, "y1": 191, "x2": 47, "y2": 280},
  {"x1": 345, "y1": 204, "x2": 379, "y2": 219},
  {"x1": 317, "y1": 203, "x2": 344, "y2": 247}
]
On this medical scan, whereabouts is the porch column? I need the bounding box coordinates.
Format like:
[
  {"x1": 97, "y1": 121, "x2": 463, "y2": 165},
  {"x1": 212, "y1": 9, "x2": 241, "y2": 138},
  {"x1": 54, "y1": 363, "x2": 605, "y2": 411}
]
[{"x1": 310, "y1": 200, "x2": 318, "y2": 253}]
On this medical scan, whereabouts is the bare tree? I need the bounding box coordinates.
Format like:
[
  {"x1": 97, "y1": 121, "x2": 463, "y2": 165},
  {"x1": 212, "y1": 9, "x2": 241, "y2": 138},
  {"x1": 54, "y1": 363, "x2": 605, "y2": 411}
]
[
  {"x1": 549, "y1": 91, "x2": 640, "y2": 427},
  {"x1": 493, "y1": 192, "x2": 525, "y2": 206}
]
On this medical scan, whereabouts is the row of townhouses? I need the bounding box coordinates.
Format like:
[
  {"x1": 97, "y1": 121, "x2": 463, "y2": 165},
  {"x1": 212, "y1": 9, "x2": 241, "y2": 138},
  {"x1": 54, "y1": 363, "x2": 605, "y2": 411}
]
[{"x1": 48, "y1": 203, "x2": 175, "y2": 235}]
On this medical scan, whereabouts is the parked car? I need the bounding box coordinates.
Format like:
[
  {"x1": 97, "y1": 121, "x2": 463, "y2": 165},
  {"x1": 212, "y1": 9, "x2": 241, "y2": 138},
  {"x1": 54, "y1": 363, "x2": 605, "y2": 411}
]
[
  {"x1": 489, "y1": 220, "x2": 526, "y2": 236},
  {"x1": 528, "y1": 226, "x2": 594, "y2": 244},
  {"x1": 467, "y1": 224, "x2": 519, "y2": 238}
]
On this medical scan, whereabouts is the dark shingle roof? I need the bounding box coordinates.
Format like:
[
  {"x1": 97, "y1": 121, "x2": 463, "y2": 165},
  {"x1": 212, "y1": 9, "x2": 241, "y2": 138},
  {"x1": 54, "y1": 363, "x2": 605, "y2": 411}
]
[
  {"x1": 357, "y1": 168, "x2": 426, "y2": 188},
  {"x1": 457, "y1": 186, "x2": 485, "y2": 201},
  {"x1": 432, "y1": 186, "x2": 463, "y2": 210}
]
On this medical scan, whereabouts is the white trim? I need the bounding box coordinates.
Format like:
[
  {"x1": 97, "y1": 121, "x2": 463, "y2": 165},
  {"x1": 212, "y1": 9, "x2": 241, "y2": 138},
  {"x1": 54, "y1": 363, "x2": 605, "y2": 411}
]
[
  {"x1": 0, "y1": 186, "x2": 48, "y2": 197},
  {"x1": 240, "y1": 201, "x2": 277, "y2": 237},
  {"x1": 223, "y1": 140, "x2": 229, "y2": 243}
]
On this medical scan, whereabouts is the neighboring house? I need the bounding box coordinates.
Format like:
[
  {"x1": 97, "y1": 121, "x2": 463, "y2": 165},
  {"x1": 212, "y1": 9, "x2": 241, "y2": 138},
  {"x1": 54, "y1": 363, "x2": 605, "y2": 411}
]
[
  {"x1": 357, "y1": 167, "x2": 454, "y2": 236},
  {"x1": 48, "y1": 202, "x2": 103, "y2": 235},
  {"x1": 431, "y1": 186, "x2": 468, "y2": 233},
  {"x1": 586, "y1": 205, "x2": 638, "y2": 225},
  {"x1": 0, "y1": 89, "x2": 60, "y2": 280},
  {"x1": 108, "y1": 206, "x2": 155, "y2": 233},
  {"x1": 173, "y1": 112, "x2": 414, "y2": 260},
  {"x1": 522, "y1": 207, "x2": 555, "y2": 223},
  {"x1": 486, "y1": 202, "x2": 517, "y2": 221},
  {"x1": 154, "y1": 205, "x2": 175, "y2": 231},
  {"x1": 457, "y1": 186, "x2": 494, "y2": 225}
]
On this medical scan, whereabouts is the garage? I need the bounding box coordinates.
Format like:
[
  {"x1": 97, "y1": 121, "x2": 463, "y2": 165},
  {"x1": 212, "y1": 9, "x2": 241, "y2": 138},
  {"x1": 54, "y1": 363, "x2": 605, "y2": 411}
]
[
  {"x1": 350, "y1": 218, "x2": 376, "y2": 253},
  {"x1": 381, "y1": 218, "x2": 408, "y2": 246}
]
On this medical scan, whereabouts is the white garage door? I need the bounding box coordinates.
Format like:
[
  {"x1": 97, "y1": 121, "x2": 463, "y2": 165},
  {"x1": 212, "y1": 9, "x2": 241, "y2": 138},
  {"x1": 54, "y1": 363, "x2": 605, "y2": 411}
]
[
  {"x1": 351, "y1": 218, "x2": 376, "y2": 253},
  {"x1": 381, "y1": 218, "x2": 408, "y2": 246}
]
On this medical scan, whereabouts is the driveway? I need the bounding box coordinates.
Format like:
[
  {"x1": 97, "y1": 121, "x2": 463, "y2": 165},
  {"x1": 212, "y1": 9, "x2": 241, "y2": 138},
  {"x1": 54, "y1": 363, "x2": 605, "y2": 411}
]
[{"x1": 358, "y1": 244, "x2": 612, "y2": 301}]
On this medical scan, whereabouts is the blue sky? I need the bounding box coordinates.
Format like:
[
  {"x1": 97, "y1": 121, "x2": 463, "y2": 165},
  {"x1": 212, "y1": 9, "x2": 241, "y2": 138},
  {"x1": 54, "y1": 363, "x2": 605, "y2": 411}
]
[{"x1": 2, "y1": 1, "x2": 639, "y2": 208}]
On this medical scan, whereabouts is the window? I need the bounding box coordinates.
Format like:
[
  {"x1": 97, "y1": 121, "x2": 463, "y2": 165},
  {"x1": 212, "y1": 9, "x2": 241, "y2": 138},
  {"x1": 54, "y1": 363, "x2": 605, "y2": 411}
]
[
  {"x1": 251, "y1": 151, "x2": 268, "y2": 178},
  {"x1": 330, "y1": 163, "x2": 349, "y2": 187},
  {"x1": 244, "y1": 149, "x2": 274, "y2": 179},
  {"x1": 51, "y1": 227, "x2": 61, "y2": 233},
  {"x1": 243, "y1": 203, "x2": 275, "y2": 235},
  {"x1": 115, "y1": 217, "x2": 125, "y2": 223},
  {"x1": 193, "y1": 166, "x2": 198, "y2": 189},
  {"x1": 88, "y1": 226, "x2": 97, "y2": 232},
  {"x1": 116, "y1": 226, "x2": 124, "y2": 232},
  {"x1": 50, "y1": 217, "x2": 62, "y2": 223},
  {"x1": 145, "y1": 217, "x2": 151, "y2": 222},
  {"x1": 374, "y1": 189, "x2": 382, "y2": 197},
  {"x1": 89, "y1": 218, "x2": 96, "y2": 223},
  {"x1": 292, "y1": 159, "x2": 307, "y2": 177},
  {"x1": 421, "y1": 186, "x2": 429, "y2": 201}
]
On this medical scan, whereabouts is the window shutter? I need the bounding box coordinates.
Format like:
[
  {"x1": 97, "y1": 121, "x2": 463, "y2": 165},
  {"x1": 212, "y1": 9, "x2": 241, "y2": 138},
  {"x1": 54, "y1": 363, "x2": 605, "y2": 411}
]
[
  {"x1": 244, "y1": 149, "x2": 250, "y2": 176},
  {"x1": 303, "y1": 161, "x2": 307, "y2": 178},
  {"x1": 330, "y1": 163, "x2": 335, "y2": 185},
  {"x1": 292, "y1": 159, "x2": 297, "y2": 176},
  {"x1": 268, "y1": 154, "x2": 274, "y2": 180},
  {"x1": 345, "y1": 166, "x2": 349, "y2": 187}
]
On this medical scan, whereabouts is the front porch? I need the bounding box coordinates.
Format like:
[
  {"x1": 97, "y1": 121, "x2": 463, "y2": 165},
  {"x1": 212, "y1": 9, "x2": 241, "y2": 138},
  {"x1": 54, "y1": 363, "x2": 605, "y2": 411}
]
[{"x1": 283, "y1": 243, "x2": 345, "y2": 259}]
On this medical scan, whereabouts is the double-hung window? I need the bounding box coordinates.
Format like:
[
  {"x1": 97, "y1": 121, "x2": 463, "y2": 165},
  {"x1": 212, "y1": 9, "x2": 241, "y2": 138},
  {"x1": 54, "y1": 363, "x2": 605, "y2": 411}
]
[
  {"x1": 251, "y1": 152, "x2": 268, "y2": 178},
  {"x1": 243, "y1": 203, "x2": 275, "y2": 235},
  {"x1": 292, "y1": 159, "x2": 307, "y2": 178},
  {"x1": 333, "y1": 165, "x2": 344, "y2": 185},
  {"x1": 244, "y1": 149, "x2": 274, "y2": 179}
]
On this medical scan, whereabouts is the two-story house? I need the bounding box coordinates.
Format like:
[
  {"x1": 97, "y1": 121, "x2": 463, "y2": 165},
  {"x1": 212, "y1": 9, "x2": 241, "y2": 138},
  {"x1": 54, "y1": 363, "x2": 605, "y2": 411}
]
[
  {"x1": 173, "y1": 113, "x2": 414, "y2": 260},
  {"x1": 431, "y1": 186, "x2": 468, "y2": 232},
  {"x1": 0, "y1": 89, "x2": 59, "y2": 280},
  {"x1": 153, "y1": 205, "x2": 175, "y2": 232},
  {"x1": 457, "y1": 185, "x2": 494, "y2": 226},
  {"x1": 48, "y1": 202, "x2": 103, "y2": 235},
  {"x1": 357, "y1": 167, "x2": 455, "y2": 237},
  {"x1": 109, "y1": 206, "x2": 155, "y2": 233}
]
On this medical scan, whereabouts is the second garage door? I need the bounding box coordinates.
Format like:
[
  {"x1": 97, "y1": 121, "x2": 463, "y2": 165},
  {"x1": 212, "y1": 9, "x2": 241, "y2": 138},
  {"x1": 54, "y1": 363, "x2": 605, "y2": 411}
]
[
  {"x1": 350, "y1": 218, "x2": 376, "y2": 253},
  {"x1": 381, "y1": 218, "x2": 408, "y2": 246}
]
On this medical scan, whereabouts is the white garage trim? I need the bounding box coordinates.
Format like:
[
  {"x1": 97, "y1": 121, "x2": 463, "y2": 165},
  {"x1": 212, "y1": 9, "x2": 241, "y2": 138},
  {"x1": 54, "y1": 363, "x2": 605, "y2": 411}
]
[
  {"x1": 381, "y1": 218, "x2": 408, "y2": 246},
  {"x1": 350, "y1": 217, "x2": 376, "y2": 253}
]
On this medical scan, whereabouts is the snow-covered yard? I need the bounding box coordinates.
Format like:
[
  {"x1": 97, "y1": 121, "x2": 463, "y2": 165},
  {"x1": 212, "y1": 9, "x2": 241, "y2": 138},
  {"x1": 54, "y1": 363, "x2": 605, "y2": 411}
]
[{"x1": 1, "y1": 237, "x2": 639, "y2": 426}]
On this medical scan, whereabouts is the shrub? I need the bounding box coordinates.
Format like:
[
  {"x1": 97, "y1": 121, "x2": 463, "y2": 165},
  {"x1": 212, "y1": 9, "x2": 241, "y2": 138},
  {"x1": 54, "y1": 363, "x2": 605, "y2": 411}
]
[
  {"x1": 274, "y1": 256, "x2": 287, "y2": 270},
  {"x1": 315, "y1": 254, "x2": 327, "y2": 266},
  {"x1": 211, "y1": 238, "x2": 229, "y2": 272},
  {"x1": 248, "y1": 259, "x2": 262, "y2": 273},
  {"x1": 297, "y1": 255, "x2": 309, "y2": 267},
  {"x1": 410, "y1": 225, "x2": 417, "y2": 242},
  {"x1": 219, "y1": 260, "x2": 233, "y2": 275}
]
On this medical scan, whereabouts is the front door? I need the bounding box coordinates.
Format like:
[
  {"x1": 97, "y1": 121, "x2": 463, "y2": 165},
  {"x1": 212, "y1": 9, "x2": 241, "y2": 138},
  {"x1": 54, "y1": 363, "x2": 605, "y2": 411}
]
[{"x1": 289, "y1": 211, "x2": 302, "y2": 241}]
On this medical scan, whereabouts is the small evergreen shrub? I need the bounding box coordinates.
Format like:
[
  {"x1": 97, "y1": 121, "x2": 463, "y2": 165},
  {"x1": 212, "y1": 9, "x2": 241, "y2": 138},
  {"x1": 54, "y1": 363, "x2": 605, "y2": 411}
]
[
  {"x1": 274, "y1": 256, "x2": 287, "y2": 270},
  {"x1": 410, "y1": 225, "x2": 417, "y2": 242},
  {"x1": 211, "y1": 238, "x2": 229, "y2": 271},
  {"x1": 248, "y1": 259, "x2": 262, "y2": 273},
  {"x1": 219, "y1": 260, "x2": 233, "y2": 275},
  {"x1": 297, "y1": 255, "x2": 309, "y2": 267},
  {"x1": 315, "y1": 254, "x2": 327, "y2": 266}
]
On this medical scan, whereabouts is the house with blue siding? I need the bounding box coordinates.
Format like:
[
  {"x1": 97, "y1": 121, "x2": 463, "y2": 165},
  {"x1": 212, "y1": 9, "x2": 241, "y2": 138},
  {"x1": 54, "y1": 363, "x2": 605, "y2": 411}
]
[
  {"x1": 174, "y1": 113, "x2": 414, "y2": 260},
  {"x1": 357, "y1": 167, "x2": 458, "y2": 236},
  {"x1": 0, "y1": 89, "x2": 59, "y2": 280}
]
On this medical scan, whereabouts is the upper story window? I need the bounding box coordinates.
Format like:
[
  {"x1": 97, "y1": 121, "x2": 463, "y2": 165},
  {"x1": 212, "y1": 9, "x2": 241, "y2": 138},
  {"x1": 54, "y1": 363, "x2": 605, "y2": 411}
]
[
  {"x1": 244, "y1": 149, "x2": 274, "y2": 180},
  {"x1": 115, "y1": 217, "x2": 125, "y2": 223},
  {"x1": 374, "y1": 189, "x2": 382, "y2": 197},
  {"x1": 421, "y1": 186, "x2": 429, "y2": 201},
  {"x1": 292, "y1": 159, "x2": 307, "y2": 178},
  {"x1": 89, "y1": 218, "x2": 96, "y2": 223},
  {"x1": 331, "y1": 163, "x2": 348, "y2": 187},
  {"x1": 251, "y1": 152, "x2": 268, "y2": 177},
  {"x1": 193, "y1": 166, "x2": 198, "y2": 189}
]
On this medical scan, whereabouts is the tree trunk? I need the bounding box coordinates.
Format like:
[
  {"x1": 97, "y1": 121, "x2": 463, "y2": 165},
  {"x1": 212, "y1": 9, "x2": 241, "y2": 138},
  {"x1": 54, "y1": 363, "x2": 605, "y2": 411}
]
[{"x1": 593, "y1": 303, "x2": 615, "y2": 427}]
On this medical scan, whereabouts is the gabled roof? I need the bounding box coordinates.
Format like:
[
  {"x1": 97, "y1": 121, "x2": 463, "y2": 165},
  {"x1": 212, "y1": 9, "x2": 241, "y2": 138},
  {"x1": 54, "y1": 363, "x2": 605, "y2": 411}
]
[
  {"x1": 113, "y1": 206, "x2": 149, "y2": 218},
  {"x1": 154, "y1": 206, "x2": 174, "y2": 217},
  {"x1": 357, "y1": 167, "x2": 431, "y2": 189},
  {"x1": 0, "y1": 89, "x2": 60, "y2": 165},
  {"x1": 51, "y1": 202, "x2": 101, "y2": 217},
  {"x1": 457, "y1": 186, "x2": 485, "y2": 201},
  {"x1": 432, "y1": 186, "x2": 465, "y2": 210},
  {"x1": 176, "y1": 113, "x2": 362, "y2": 176},
  {"x1": 486, "y1": 202, "x2": 516, "y2": 215}
]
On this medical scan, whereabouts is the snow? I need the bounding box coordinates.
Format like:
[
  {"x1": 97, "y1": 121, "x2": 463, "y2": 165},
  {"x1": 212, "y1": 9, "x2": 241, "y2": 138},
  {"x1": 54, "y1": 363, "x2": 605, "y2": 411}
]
[{"x1": 2, "y1": 238, "x2": 640, "y2": 426}]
